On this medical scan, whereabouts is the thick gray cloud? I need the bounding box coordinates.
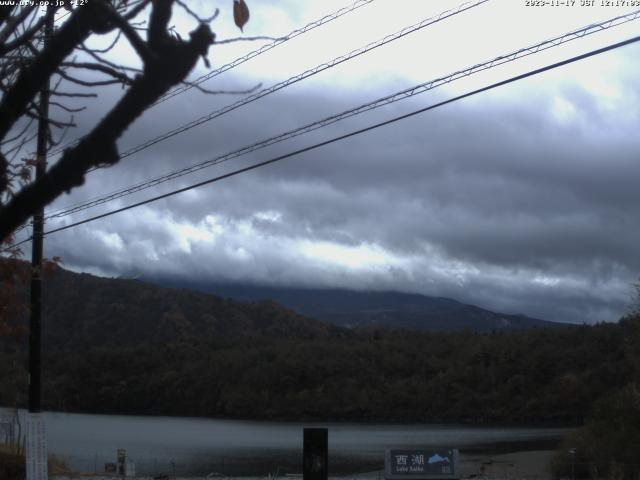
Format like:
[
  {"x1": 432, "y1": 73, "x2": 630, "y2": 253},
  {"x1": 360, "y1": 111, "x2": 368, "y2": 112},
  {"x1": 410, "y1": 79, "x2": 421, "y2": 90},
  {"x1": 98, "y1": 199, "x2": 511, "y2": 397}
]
[{"x1": 37, "y1": 33, "x2": 640, "y2": 326}]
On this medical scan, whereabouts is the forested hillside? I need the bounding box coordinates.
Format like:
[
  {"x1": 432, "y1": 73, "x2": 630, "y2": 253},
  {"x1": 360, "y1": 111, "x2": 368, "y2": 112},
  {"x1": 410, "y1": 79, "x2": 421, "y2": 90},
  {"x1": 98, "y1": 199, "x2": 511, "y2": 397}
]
[
  {"x1": 37, "y1": 267, "x2": 338, "y2": 350},
  {"x1": 1, "y1": 265, "x2": 639, "y2": 423},
  {"x1": 32, "y1": 318, "x2": 639, "y2": 422}
]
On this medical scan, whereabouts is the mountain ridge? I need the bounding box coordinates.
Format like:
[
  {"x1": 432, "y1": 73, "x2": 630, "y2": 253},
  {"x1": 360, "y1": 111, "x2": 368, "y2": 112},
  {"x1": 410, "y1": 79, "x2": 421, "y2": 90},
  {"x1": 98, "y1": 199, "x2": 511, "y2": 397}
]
[
  {"x1": 150, "y1": 279, "x2": 563, "y2": 332},
  {"x1": 27, "y1": 265, "x2": 344, "y2": 351},
  {"x1": 3, "y1": 262, "x2": 637, "y2": 425}
]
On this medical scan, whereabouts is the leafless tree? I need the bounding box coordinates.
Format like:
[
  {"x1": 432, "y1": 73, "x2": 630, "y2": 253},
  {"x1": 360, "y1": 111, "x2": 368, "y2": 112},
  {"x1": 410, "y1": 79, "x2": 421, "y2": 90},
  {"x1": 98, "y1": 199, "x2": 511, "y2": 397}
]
[{"x1": 0, "y1": 0, "x2": 251, "y2": 243}]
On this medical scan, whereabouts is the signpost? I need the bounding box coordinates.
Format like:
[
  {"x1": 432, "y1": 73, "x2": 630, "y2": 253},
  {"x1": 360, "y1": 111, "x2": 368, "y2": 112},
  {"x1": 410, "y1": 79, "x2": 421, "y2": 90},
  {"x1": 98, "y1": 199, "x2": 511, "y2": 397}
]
[
  {"x1": 117, "y1": 449, "x2": 126, "y2": 476},
  {"x1": 25, "y1": 413, "x2": 48, "y2": 480},
  {"x1": 303, "y1": 428, "x2": 328, "y2": 480},
  {"x1": 385, "y1": 449, "x2": 460, "y2": 480}
]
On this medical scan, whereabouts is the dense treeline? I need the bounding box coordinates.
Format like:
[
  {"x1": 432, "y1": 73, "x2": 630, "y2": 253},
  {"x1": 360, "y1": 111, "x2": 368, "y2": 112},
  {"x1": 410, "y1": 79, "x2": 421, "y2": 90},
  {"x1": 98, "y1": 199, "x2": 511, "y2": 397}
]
[
  {"x1": 551, "y1": 384, "x2": 640, "y2": 480},
  {"x1": 2, "y1": 264, "x2": 639, "y2": 423},
  {"x1": 2, "y1": 315, "x2": 639, "y2": 423}
]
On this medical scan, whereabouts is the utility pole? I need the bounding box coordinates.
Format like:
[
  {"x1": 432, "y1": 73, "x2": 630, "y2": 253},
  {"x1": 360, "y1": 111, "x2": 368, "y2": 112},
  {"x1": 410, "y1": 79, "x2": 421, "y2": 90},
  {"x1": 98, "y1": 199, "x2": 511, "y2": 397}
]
[
  {"x1": 569, "y1": 448, "x2": 576, "y2": 480},
  {"x1": 29, "y1": 8, "x2": 53, "y2": 416},
  {"x1": 26, "y1": 10, "x2": 53, "y2": 480}
]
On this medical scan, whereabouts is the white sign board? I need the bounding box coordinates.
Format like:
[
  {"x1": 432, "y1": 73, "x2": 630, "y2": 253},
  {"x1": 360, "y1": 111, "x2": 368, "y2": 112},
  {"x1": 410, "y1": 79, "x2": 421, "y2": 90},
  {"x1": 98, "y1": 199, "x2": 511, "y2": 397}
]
[{"x1": 26, "y1": 413, "x2": 48, "y2": 480}]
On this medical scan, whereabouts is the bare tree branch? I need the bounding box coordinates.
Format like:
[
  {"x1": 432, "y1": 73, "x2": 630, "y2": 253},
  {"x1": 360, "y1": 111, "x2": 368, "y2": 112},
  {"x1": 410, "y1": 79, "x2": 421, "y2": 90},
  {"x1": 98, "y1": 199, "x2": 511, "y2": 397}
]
[
  {"x1": 55, "y1": 71, "x2": 124, "y2": 87},
  {"x1": 149, "y1": 0, "x2": 175, "y2": 49},
  {"x1": 50, "y1": 101, "x2": 86, "y2": 113},
  {"x1": 0, "y1": 9, "x2": 52, "y2": 56},
  {"x1": 99, "y1": 2, "x2": 155, "y2": 63},
  {"x1": 186, "y1": 81, "x2": 262, "y2": 96},
  {"x1": 78, "y1": 44, "x2": 143, "y2": 73},
  {"x1": 1, "y1": 118, "x2": 35, "y2": 146},
  {"x1": 57, "y1": 64, "x2": 133, "y2": 86},
  {"x1": 85, "y1": 30, "x2": 123, "y2": 54},
  {"x1": 0, "y1": 0, "x2": 217, "y2": 241},
  {"x1": 50, "y1": 90, "x2": 98, "y2": 98},
  {"x1": 0, "y1": 2, "x2": 113, "y2": 140},
  {"x1": 215, "y1": 35, "x2": 280, "y2": 44},
  {"x1": 123, "y1": 0, "x2": 152, "y2": 21},
  {"x1": 175, "y1": 0, "x2": 219, "y2": 24},
  {"x1": 0, "y1": 0, "x2": 257, "y2": 246},
  {"x1": 0, "y1": 5, "x2": 36, "y2": 45},
  {"x1": 0, "y1": 6, "x2": 16, "y2": 28},
  {"x1": 0, "y1": 151, "x2": 7, "y2": 194},
  {"x1": 23, "y1": 104, "x2": 76, "y2": 130}
]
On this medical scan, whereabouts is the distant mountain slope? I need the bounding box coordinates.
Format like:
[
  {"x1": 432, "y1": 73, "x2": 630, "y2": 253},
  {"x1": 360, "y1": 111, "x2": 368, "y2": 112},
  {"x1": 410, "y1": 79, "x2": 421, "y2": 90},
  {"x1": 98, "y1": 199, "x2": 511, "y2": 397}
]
[
  {"x1": 5, "y1": 263, "x2": 637, "y2": 424},
  {"x1": 33, "y1": 266, "x2": 341, "y2": 351},
  {"x1": 157, "y1": 282, "x2": 562, "y2": 332}
]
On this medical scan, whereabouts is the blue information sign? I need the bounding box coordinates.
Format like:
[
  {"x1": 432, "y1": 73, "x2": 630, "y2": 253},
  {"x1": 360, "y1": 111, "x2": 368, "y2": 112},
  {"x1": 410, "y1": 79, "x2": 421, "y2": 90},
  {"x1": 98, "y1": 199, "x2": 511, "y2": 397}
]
[{"x1": 385, "y1": 449, "x2": 459, "y2": 480}]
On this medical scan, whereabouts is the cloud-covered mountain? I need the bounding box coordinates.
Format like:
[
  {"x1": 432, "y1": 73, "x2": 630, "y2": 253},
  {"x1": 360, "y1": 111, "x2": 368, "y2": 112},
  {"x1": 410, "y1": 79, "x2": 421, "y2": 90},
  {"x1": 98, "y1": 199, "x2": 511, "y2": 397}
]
[{"x1": 154, "y1": 280, "x2": 564, "y2": 332}]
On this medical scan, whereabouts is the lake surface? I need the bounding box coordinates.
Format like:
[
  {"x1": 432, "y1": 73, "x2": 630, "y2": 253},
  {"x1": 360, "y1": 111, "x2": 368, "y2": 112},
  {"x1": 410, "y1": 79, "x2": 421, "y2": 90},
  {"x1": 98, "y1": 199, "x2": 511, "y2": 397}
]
[{"x1": 2, "y1": 409, "x2": 570, "y2": 476}]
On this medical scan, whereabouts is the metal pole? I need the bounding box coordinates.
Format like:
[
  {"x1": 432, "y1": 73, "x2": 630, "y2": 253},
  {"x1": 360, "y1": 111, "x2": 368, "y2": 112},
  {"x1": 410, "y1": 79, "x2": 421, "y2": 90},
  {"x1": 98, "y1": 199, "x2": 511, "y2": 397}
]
[
  {"x1": 28, "y1": 10, "x2": 53, "y2": 414},
  {"x1": 569, "y1": 448, "x2": 576, "y2": 480}
]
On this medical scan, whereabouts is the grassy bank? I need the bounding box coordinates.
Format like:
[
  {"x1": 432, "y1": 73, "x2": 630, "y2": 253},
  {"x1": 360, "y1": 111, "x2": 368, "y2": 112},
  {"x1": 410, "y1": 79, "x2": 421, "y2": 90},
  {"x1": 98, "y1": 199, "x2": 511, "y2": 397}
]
[
  {"x1": 0, "y1": 444, "x2": 24, "y2": 480},
  {"x1": 0, "y1": 443, "x2": 73, "y2": 479}
]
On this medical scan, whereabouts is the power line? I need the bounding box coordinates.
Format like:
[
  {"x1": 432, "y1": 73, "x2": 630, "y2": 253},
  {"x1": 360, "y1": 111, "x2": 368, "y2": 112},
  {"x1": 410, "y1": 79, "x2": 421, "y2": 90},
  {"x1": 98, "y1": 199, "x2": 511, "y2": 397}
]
[
  {"x1": 154, "y1": 0, "x2": 377, "y2": 106},
  {"x1": 47, "y1": 0, "x2": 377, "y2": 158},
  {"x1": 47, "y1": 0, "x2": 487, "y2": 177},
  {"x1": 39, "y1": 0, "x2": 488, "y2": 220},
  {"x1": 5, "y1": 32, "x2": 634, "y2": 250},
  {"x1": 38, "y1": 8, "x2": 640, "y2": 223},
  {"x1": 104, "y1": 0, "x2": 490, "y2": 163},
  {"x1": 8, "y1": 0, "x2": 488, "y2": 239}
]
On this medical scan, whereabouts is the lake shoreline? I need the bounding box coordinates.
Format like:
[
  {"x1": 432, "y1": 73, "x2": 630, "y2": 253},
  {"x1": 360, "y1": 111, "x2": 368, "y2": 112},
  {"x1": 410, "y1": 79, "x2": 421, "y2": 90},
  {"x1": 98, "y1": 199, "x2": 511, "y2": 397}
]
[
  {"x1": 46, "y1": 444, "x2": 560, "y2": 478},
  {"x1": 459, "y1": 449, "x2": 554, "y2": 479},
  {"x1": 1, "y1": 405, "x2": 580, "y2": 429},
  {"x1": 1, "y1": 408, "x2": 568, "y2": 478},
  {"x1": 49, "y1": 450, "x2": 555, "y2": 480}
]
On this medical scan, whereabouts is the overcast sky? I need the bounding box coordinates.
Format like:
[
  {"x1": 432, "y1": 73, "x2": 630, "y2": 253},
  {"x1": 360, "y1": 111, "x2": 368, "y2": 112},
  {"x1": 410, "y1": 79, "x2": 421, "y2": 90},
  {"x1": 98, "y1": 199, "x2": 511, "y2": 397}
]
[{"x1": 20, "y1": 0, "x2": 640, "y2": 324}]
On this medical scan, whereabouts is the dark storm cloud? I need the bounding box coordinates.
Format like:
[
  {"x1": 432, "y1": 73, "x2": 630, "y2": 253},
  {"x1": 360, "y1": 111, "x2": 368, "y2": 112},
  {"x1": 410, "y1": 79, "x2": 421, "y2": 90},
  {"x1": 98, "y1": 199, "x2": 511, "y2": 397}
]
[{"x1": 43, "y1": 46, "x2": 640, "y2": 324}]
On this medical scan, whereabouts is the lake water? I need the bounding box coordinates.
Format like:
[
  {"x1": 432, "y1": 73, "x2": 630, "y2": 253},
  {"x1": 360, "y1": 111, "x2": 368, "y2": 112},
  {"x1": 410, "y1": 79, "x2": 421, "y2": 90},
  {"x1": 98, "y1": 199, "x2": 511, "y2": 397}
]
[{"x1": 1, "y1": 409, "x2": 570, "y2": 476}]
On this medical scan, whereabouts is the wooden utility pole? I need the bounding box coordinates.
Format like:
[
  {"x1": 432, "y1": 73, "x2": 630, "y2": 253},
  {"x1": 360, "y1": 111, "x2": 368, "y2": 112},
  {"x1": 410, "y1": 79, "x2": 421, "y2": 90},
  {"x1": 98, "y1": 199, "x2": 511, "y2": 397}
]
[{"x1": 29, "y1": 10, "x2": 53, "y2": 415}]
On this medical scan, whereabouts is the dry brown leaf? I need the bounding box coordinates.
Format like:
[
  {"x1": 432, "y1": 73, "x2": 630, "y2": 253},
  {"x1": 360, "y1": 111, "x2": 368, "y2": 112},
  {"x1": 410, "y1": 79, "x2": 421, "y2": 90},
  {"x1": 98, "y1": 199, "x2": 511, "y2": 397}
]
[{"x1": 233, "y1": 0, "x2": 250, "y2": 31}]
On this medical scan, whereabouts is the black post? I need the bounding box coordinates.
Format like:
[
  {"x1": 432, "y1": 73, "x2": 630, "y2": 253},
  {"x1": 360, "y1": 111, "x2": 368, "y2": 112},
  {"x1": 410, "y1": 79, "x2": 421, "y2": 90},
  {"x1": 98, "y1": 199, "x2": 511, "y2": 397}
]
[
  {"x1": 303, "y1": 427, "x2": 328, "y2": 480},
  {"x1": 28, "y1": 11, "x2": 53, "y2": 414}
]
